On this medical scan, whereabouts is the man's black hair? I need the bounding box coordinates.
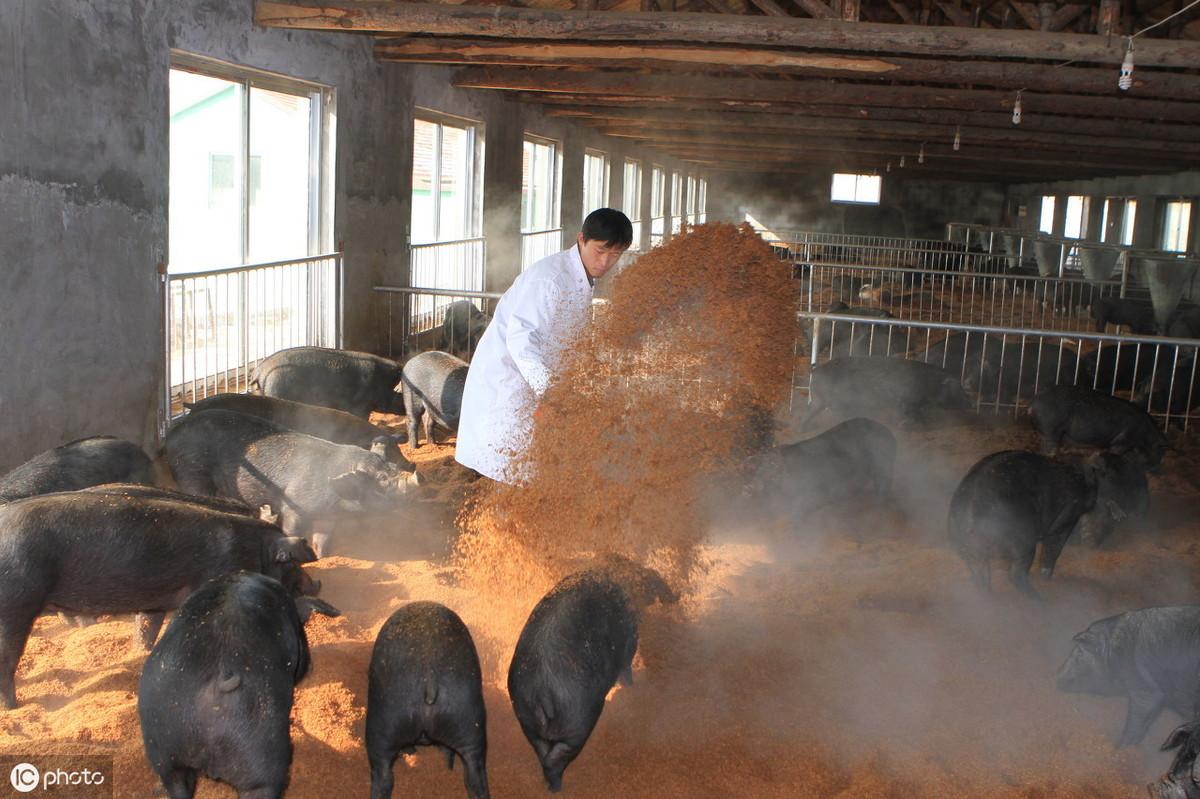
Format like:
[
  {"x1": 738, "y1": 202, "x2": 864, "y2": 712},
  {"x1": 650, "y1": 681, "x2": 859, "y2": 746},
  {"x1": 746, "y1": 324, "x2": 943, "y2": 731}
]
[{"x1": 581, "y1": 208, "x2": 633, "y2": 249}]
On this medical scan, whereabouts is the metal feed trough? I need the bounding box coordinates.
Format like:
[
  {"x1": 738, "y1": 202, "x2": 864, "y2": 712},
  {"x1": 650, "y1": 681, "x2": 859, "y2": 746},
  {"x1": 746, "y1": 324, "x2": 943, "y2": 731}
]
[{"x1": 793, "y1": 311, "x2": 1200, "y2": 430}]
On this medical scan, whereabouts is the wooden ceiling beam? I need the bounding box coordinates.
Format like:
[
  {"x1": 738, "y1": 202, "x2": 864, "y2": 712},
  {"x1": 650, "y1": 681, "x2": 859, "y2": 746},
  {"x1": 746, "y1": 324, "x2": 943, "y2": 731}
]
[
  {"x1": 608, "y1": 130, "x2": 1196, "y2": 169},
  {"x1": 453, "y1": 66, "x2": 1200, "y2": 123},
  {"x1": 255, "y1": 1, "x2": 1200, "y2": 66},
  {"x1": 576, "y1": 115, "x2": 1200, "y2": 156},
  {"x1": 376, "y1": 38, "x2": 1200, "y2": 100},
  {"x1": 524, "y1": 94, "x2": 1200, "y2": 141}
]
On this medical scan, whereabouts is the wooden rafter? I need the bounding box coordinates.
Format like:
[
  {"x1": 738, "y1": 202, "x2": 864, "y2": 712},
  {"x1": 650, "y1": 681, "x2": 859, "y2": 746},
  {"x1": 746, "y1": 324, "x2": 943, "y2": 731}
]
[
  {"x1": 453, "y1": 66, "x2": 1200, "y2": 123},
  {"x1": 255, "y1": 1, "x2": 1200, "y2": 66},
  {"x1": 374, "y1": 38, "x2": 1200, "y2": 100}
]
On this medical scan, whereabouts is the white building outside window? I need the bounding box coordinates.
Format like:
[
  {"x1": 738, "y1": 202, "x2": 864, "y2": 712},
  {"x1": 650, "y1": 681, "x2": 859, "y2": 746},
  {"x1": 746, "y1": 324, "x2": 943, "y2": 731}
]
[
  {"x1": 1162, "y1": 200, "x2": 1193, "y2": 253},
  {"x1": 623, "y1": 158, "x2": 643, "y2": 249}
]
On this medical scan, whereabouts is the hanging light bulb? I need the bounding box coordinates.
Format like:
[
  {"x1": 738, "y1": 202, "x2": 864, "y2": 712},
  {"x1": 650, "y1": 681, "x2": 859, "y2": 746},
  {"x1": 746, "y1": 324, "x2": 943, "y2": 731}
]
[
  {"x1": 953, "y1": 125, "x2": 961, "y2": 151},
  {"x1": 1012, "y1": 91, "x2": 1023, "y2": 125},
  {"x1": 900, "y1": 155, "x2": 906, "y2": 168},
  {"x1": 918, "y1": 143, "x2": 925, "y2": 164},
  {"x1": 1119, "y1": 38, "x2": 1135, "y2": 91}
]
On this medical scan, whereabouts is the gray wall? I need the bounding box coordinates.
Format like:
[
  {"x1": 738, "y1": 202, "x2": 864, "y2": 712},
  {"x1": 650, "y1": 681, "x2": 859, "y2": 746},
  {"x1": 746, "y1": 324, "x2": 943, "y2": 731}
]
[
  {"x1": 0, "y1": 0, "x2": 678, "y2": 471},
  {"x1": 1007, "y1": 171, "x2": 1200, "y2": 251},
  {"x1": 707, "y1": 168, "x2": 1007, "y2": 240}
]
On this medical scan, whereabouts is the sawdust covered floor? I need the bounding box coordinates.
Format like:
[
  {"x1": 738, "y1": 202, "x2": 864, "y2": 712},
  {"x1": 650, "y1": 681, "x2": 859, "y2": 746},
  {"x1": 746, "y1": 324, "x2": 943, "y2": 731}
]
[{"x1": 1, "y1": 418, "x2": 1198, "y2": 798}]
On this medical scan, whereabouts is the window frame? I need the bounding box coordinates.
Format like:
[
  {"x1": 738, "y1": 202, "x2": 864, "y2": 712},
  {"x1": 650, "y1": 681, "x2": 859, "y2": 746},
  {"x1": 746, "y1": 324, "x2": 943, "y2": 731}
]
[
  {"x1": 829, "y1": 173, "x2": 881, "y2": 205},
  {"x1": 1161, "y1": 199, "x2": 1194, "y2": 253},
  {"x1": 521, "y1": 133, "x2": 563, "y2": 234},
  {"x1": 169, "y1": 51, "x2": 335, "y2": 269},
  {"x1": 582, "y1": 148, "x2": 610, "y2": 218},
  {"x1": 411, "y1": 108, "x2": 485, "y2": 245}
]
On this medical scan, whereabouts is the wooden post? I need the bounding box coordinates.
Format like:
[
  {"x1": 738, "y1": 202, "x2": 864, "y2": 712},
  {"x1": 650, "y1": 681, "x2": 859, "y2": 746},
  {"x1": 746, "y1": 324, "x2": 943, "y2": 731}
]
[
  {"x1": 1097, "y1": 0, "x2": 1120, "y2": 34},
  {"x1": 839, "y1": 0, "x2": 861, "y2": 21}
]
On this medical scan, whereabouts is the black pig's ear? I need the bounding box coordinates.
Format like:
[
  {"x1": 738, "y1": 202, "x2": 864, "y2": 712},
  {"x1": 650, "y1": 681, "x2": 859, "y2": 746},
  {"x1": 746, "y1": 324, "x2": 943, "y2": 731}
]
[
  {"x1": 329, "y1": 469, "x2": 370, "y2": 501},
  {"x1": 1163, "y1": 723, "x2": 1200, "y2": 752},
  {"x1": 295, "y1": 597, "x2": 341, "y2": 623}
]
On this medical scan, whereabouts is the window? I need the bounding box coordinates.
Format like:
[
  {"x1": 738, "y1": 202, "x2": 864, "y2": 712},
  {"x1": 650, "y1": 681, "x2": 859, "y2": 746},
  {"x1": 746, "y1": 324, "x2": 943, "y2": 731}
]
[
  {"x1": 670, "y1": 171, "x2": 683, "y2": 234},
  {"x1": 411, "y1": 114, "x2": 480, "y2": 245},
  {"x1": 1064, "y1": 195, "x2": 1089, "y2": 239},
  {"x1": 650, "y1": 165, "x2": 666, "y2": 247},
  {"x1": 583, "y1": 149, "x2": 609, "y2": 217},
  {"x1": 169, "y1": 62, "x2": 332, "y2": 271},
  {"x1": 623, "y1": 159, "x2": 642, "y2": 248},
  {"x1": 697, "y1": 178, "x2": 707, "y2": 223},
  {"x1": 522, "y1": 135, "x2": 562, "y2": 270},
  {"x1": 1100, "y1": 198, "x2": 1137, "y2": 246},
  {"x1": 830, "y1": 173, "x2": 881, "y2": 205},
  {"x1": 1122, "y1": 200, "x2": 1137, "y2": 246},
  {"x1": 685, "y1": 175, "x2": 697, "y2": 224},
  {"x1": 1039, "y1": 196, "x2": 1056, "y2": 234},
  {"x1": 1162, "y1": 200, "x2": 1193, "y2": 253}
]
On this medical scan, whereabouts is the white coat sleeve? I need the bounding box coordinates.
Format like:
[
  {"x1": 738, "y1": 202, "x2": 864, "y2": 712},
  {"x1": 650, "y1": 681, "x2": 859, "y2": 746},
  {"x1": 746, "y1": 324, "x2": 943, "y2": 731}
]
[{"x1": 504, "y1": 277, "x2": 564, "y2": 397}]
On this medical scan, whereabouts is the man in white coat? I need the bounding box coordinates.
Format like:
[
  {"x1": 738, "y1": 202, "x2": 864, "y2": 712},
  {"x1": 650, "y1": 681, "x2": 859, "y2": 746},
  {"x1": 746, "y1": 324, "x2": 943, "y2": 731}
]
[{"x1": 455, "y1": 208, "x2": 633, "y2": 484}]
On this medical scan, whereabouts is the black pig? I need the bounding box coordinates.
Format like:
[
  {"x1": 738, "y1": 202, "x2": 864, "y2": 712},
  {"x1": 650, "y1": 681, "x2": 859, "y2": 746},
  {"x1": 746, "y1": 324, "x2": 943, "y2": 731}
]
[
  {"x1": 802, "y1": 357, "x2": 970, "y2": 429},
  {"x1": 1092, "y1": 297, "x2": 1158, "y2": 335},
  {"x1": 0, "y1": 492, "x2": 318, "y2": 707},
  {"x1": 1151, "y1": 721, "x2": 1200, "y2": 799},
  {"x1": 508, "y1": 564, "x2": 674, "y2": 792},
  {"x1": 441, "y1": 301, "x2": 491, "y2": 359},
  {"x1": 163, "y1": 409, "x2": 420, "y2": 558},
  {"x1": 751, "y1": 417, "x2": 895, "y2": 514},
  {"x1": 1030, "y1": 385, "x2": 1169, "y2": 468},
  {"x1": 185, "y1": 393, "x2": 406, "y2": 453},
  {"x1": 1056, "y1": 606, "x2": 1200, "y2": 747},
  {"x1": 948, "y1": 450, "x2": 1105, "y2": 597},
  {"x1": 367, "y1": 602, "x2": 489, "y2": 799},
  {"x1": 138, "y1": 571, "x2": 338, "y2": 799},
  {"x1": 0, "y1": 437, "x2": 154, "y2": 503},
  {"x1": 251, "y1": 346, "x2": 406, "y2": 418},
  {"x1": 400, "y1": 351, "x2": 469, "y2": 448}
]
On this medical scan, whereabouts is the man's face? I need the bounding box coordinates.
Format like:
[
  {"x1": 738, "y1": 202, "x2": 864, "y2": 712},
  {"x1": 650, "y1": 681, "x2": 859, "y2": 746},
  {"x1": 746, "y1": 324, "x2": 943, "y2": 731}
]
[{"x1": 577, "y1": 234, "x2": 628, "y2": 279}]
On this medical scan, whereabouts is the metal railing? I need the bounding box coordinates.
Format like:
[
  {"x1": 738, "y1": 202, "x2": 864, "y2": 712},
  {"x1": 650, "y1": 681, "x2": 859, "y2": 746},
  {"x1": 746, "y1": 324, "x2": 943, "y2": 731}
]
[
  {"x1": 801, "y1": 261, "x2": 1126, "y2": 331},
  {"x1": 376, "y1": 286, "x2": 503, "y2": 360},
  {"x1": 766, "y1": 230, "x2": 958, "y2": 260},
  {"x1": 521, "y1": 228, "x2": 563, "y2": 271},
  {"x1": 793, "y1": 311, "x2": 1200, "y2": 429},
  {"x1": 409, "y1": 237, "x2": 486, "y2": 335},
  {"x1": 162, "y1": 253, "x2": 342, "y2": 426}
]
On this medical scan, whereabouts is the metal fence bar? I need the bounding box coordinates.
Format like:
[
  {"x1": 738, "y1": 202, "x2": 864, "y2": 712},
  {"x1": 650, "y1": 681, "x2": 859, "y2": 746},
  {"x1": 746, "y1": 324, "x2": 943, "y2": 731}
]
[
  {"x1": 162, "y1": 253, "x2": 342, "y2": 430},
  {"x1": 520, "y1": 229, "x2": 563, "y2": 271},
  {"x1": 794, "y1": 310, "x2": 1200, "y2": 429}
]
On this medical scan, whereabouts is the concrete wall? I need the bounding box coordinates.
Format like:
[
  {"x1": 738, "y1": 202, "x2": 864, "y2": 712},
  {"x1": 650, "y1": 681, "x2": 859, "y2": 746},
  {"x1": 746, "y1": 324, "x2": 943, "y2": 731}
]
[
  {"x1": 0, "y1": 0, "x2": 687, "y2": 471},
  {"x1": 1007, "y1": 170, "x2": 1200, "y2": 251},
  {"x1": 707, "y1": 168, "x2": 1006, "y2": 240}
]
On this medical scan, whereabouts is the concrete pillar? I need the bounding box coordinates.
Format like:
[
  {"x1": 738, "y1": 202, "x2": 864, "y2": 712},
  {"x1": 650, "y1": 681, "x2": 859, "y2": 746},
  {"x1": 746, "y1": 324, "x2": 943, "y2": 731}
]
[
  {"x1": 1102, "y1": 197, "x2": 1124, "y2": 244},
  {"x1": 1189, "y1": 201, "x2": 1200, "y2": 254},
  {"x1": 607, "y1": 148, "x2": 624, "y2": 212},
  {"x1": 1051, "y1": 194, "x2": 1068, "y2": 237},
  {"x1": 1085, "y1": 195, "x2": 1105, "y2": 242},
  {"x1": 560, "y1": 137, "x2": 584, "y2": 248},
  {"x1": 1132, "y1": 196, "x2": 1158, "y2": 250},
  {"x1": 482, "y1": 102, "x2": 523, "y2": 294}
]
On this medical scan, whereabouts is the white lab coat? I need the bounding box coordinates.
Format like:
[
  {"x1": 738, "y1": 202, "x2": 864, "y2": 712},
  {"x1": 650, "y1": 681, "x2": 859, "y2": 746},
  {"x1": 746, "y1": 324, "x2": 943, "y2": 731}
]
[{"x1": 455, "y1": 246, "x2": 595, "y2": 483}]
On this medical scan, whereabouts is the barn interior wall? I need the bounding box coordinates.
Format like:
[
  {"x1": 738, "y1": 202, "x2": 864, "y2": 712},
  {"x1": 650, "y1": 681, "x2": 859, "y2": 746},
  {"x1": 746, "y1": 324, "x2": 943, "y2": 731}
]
[
  {"x1": 1007, "y1": 170, "x2": 1200, "y2": 251},
  {"x1": 0, "y1": 0, "x2": 685, "y2": 472},
  {"x1": 706, "y1": 169, "x2": 1005, "y2": 241}
]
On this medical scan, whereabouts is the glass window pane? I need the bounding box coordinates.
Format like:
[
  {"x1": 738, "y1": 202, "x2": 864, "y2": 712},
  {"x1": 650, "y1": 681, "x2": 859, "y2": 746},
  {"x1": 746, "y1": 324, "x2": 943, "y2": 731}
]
[
  {"x1": 1122, "y1": 200, "x2": 1137, "y2": 246},
  {"x1": 831, "y1": 173, "x2": 856, "y2": 202},
  {"x1": 439, "y1": 124, "x2": 470, "y2": 241},
  {"x1": 248, "y1": 86, "x2": 311, "y2": 263},
  {"x1": 623, "y1": 159, "x2": 641, "y2": 222},
  {"x1": 1040, "y1": 196, "x2": 1056, "y2": 234},
  {"x1": 1162, "y1": 201, "x2": 1192, "y2": 252},
  {"x1": 169, "y1": 70, "x2": 244, "y2": 272},
  {"x1": 1063, "y1": 195, "x2": 1087, "y2": 239},
  {"x1": 411, "y1": 119, "x2": 437, "y2": 244}
]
